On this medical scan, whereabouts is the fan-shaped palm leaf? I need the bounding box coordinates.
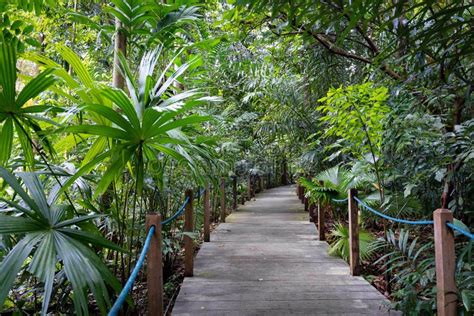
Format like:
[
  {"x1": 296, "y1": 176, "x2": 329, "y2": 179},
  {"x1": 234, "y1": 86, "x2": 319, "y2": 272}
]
[
  {"x1": 57, "y1": 46, "x2": 218, "y2": 197},
  {"x1": 0, "y1": 167, "x2": 122, "y2": 315}
]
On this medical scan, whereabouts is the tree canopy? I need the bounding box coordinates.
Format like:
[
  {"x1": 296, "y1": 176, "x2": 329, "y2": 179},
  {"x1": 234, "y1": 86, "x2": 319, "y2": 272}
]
[{"x1": 0, "y1": 0, "x2": 473, "y2": 314}]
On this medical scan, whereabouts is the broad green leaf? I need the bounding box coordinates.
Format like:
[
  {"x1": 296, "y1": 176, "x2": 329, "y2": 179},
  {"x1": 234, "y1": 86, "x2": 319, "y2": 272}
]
[
  {"x1": 82, "y1": 136, "x2": 108, "y2": 167},
  {"x1": 61, "y1": 124, "x2": 132, "y2": 140},
  {"x1": 0, "y1": 215, "x2": 43, "y2": 233},
  {"x1": 28, "y1": 232, "x2": 56, "y2": 314},
  {"x1": 0, "y1": 234, "x2": 42, "y2": 308},
  {"x1": 14, "y1": 119, "x2": 35, "y2": 167},
  {"x1": 58, "y1": 228, "x2": 125, "y2": 252},
  {"x1": 82, "y1": 104, "x2": 135, "y2": 134},
  {"x1": 0, "y1": 167, "x2": 40, "y2": 214},
  {"x1": 19, "y1": 172, "x2": 51, "y2": 222},
  {"x1": 16, "y1": 68, "x2": 56, "y2": 108},
  {"x1": 101, "y1": 88, "x2": 140, "y2": 129},
  {"x1": 0, "y1": 117, "x2": 13, "y2": 165},
  {"x1": 148, "y1": 115, "x2": 211, "y2": 138},
  {"x1": 0, "y1": 42, "x2": 17, "y2": 110}
]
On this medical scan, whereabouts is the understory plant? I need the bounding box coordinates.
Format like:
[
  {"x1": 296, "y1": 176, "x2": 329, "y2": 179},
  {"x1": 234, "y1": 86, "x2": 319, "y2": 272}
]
[
  {"x1": 299, "y1": 166, "x2": 354, "y2": 206},
  {"x1": 0, "y1": 167, "x2": 121, "y2": 315},
  {"x1": 371, "y1": 229, "x2": 474, "y2": 314},
  {"x1": 317, "y1": 83, "x2": 389, "y2": 202},
  {"x1": 328, "y1": 222, "x2": 375, "y2": 262}
]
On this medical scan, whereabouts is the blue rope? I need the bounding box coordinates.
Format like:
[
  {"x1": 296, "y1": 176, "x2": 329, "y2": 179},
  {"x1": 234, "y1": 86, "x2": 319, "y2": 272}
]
[
  {"x1": 332, "y1": 198, "x2": 348, "y2": 203},
  {"x1": 109, "y1": 188, "x2": 206, "y2": 314},
  {"x1": 353, "y1": 196, "x2": 434, "y2": 225},
  {"x1": 108, "y1": 225, "x2": 155, "y2": 316},
  {"x1": 161, "y1": 196, "x2": 190, "y2": 226},
  {"x1": 446, "y1": 222, "x2": 474, "y2": 240},
  {"x1": 195, "y1": 188, "x2": 205, "y2": 199}
]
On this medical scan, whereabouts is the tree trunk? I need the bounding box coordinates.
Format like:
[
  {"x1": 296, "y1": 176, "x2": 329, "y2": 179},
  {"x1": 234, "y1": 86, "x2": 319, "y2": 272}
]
[
  {"x1": 441, "y1": 96, "x2": 464, "y2": 209},
  {"x1": 112, "y1": 18, "x2": 126, "y2": 89}
]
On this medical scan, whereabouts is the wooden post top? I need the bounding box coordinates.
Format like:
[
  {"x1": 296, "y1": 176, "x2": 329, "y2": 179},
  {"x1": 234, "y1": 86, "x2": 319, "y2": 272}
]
[
  {"x1": 349, "y1": 188, "x2": 358, "y2": 197},
  {"x1": 185, "y1": 188, "x2": 193, "y2": 199}
]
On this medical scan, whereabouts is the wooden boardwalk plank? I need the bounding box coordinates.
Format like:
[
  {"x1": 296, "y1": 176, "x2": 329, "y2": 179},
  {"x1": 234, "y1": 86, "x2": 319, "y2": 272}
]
[{"x1": 172, "y1": 185, "x2": 397, "y2": 315}]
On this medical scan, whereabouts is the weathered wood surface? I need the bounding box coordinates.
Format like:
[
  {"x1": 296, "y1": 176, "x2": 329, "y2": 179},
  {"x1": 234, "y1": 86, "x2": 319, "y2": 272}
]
[{"x1": 173, "y1": 185, "x2": 396, "y2": 315}]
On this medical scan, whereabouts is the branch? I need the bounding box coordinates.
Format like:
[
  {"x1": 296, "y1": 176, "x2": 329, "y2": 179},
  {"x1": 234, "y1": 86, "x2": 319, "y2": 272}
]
[{"x1": 298, "y1": 24, "x2": 403, "y2": 80}]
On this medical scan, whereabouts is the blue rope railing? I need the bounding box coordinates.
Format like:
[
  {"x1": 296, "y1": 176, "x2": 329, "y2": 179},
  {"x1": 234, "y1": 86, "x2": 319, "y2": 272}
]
[
  {"x1": 352, "y1": 196, "x2": 473, "y2": 239},
  {"x1": 332, "y1": 198, "x2": 348, "y2": 203},
  {"x1": 109, "y1": 225, "x2": 155, "y2": 316},
  {"x1": 196, "y1": 188, "x2": 205, "y2": 198},
  {"x1": 353, "y1": 196, "x2": 434, "y2": 225},
  {"x1": 161, "y1": 196, "x2": 190, "y2": 226},
  {"x1": 160, "y1": 188, "x2": 205, "y2": 226},
  {"x1": 446, "y1": 222, "x2": 474, "y2": 240},
  {"x1": 109, "y1": 187, "x2": 207, "y2": 314}
]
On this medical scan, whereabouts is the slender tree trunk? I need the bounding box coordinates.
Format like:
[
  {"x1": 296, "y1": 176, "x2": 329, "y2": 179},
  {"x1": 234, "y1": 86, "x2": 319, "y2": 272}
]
[
  {"x1": 113, "y1": 18, "x2": 126, "y2": 89},
  {"x1": 441, "y1": 95, "x2": 464, "y2": 209}
]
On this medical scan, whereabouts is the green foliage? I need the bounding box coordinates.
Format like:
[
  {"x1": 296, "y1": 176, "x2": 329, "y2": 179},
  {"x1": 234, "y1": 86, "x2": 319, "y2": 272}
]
[
  {"x1": 58, "y1": 46, "x2": 216, "y2": 198},
  {"x1": 299, "y1": 166, "x2": 360, "y2": 206},
  {"x1": 0, "y1": 0, "x2": 56, "y2": 16},
  {"x1": 317, "y1": 82, "x2": 389, "y2": 159},
  {"x1": 371, "y1": 229, "x2": 436, "y2": 314},
  {"x1": 0, "y1": 0, "x2": 473, "y2": 314},
  {"x1": 0, "y1": 41, "x2": 57, "y2": 167},
  {"x1": 457, "y1": 241, "x2": 474, "y2": 313},
  {"x1": 328, "y1": 222, "x2": 375, "y2": 262},
  {"x1": 0, "y1": 167, "x2": 121, "y2": 315},
  {"x1": 0, "y1": 11, "x2": 41, "y2": 51}
]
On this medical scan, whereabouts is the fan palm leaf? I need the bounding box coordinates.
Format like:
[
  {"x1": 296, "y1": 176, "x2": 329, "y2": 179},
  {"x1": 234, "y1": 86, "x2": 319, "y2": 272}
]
[
  {"x1": 0, "y1": 167, "x2": 122, "y2": 315},
  {"x1": 57, "y1": 46, "x2": 218, "y2": 197}
]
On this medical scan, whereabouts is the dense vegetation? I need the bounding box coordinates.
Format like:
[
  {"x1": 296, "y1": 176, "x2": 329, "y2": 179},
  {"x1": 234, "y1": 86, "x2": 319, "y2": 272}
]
[{"x1": 0, "y1": 0, "x2": 473, "y2": 315}]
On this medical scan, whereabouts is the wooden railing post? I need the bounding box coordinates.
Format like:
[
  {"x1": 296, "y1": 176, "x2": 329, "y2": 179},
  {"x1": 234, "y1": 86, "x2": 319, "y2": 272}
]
[
  {"x1": 232, "y1": 176, "x2": 237, "y2": 211},
  {"x1": 251, "y1": 177, "x2": 256, "y2": 198},
  {"x1": 317, "y1": 202, "x2": 325, "y2": 241},
  {"x1": 204, "y1": 184, "x2": 210, "y2": 242},
  {"x1": 348, "y1": 189, "x2": 360, "y2": 276},
  {"x1": 146, "y1": 213, "x2": 163, "y2": 316},
  {"x1": 220, "y1": 177, "x2": 226, "y2": 222},
  {"x1": 247, "y1": 175, "x2": 252, "y2": 201},
  {"x1": 184, "y1": 189, "x2": 194, "y2": 277},
  {"x1": 433, "y1": 209, "x2": 457, "y2": 316},
  {"x1": 318, "y1": 181, "x2": 325, "y2": 241},
  {"x1": 309, "y1": 202, "x2": 316, "y2": 223},
  {"x1": 301, "y1": 186, "x2": 305, "y2": 204}
]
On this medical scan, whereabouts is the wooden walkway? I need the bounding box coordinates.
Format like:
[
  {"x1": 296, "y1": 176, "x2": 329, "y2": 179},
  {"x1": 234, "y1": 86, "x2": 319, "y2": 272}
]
[{"x1": 173, "y1": 185, "x2": 395, "y2": 315}]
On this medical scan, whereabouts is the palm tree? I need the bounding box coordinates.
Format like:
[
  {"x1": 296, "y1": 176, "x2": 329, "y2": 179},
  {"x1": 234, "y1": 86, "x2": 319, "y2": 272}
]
[{"x1": 57, "y1": 46, "x2": 217, "y2": 198}]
